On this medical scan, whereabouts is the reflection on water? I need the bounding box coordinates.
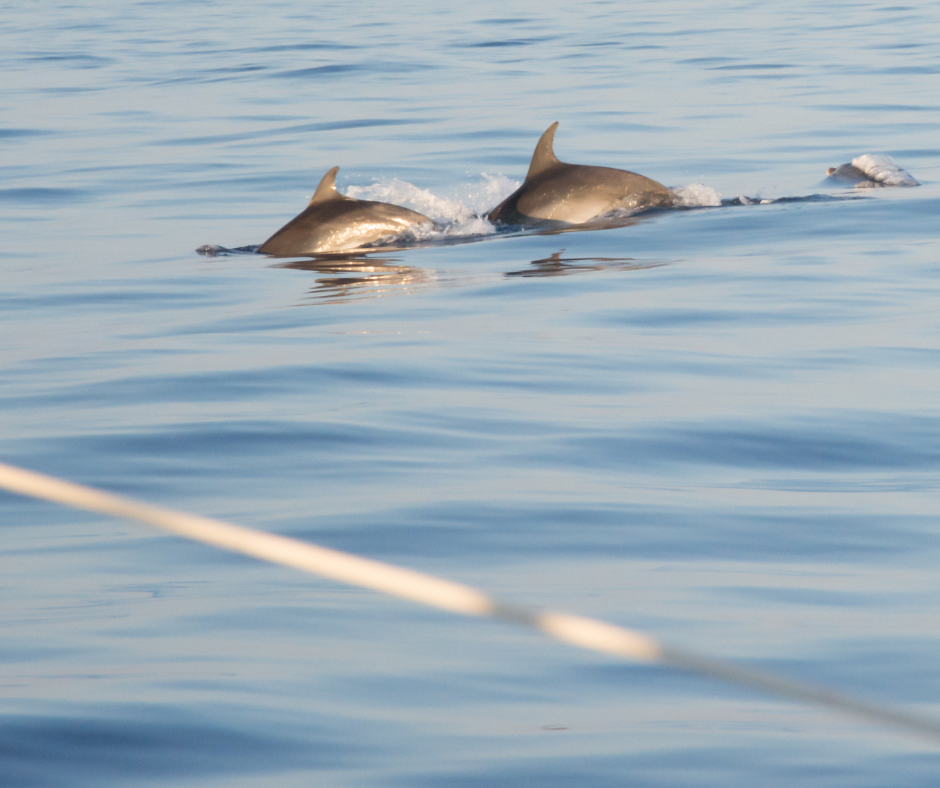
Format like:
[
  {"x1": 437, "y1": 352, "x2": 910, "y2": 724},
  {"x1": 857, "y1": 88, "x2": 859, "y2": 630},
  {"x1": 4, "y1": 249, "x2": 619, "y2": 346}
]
[
  {"x1": 274, "y1": 254, "x2": 408, "y2": 274},
  {"x1": 275, "y1": 251, "x2": 671, "y2": 304},
  {"x1": 274, "y1": 255, "x2": 439, "y2": 304},
  {"x1": 505, "y1": 251, "x2": 669, "y2": 278}
]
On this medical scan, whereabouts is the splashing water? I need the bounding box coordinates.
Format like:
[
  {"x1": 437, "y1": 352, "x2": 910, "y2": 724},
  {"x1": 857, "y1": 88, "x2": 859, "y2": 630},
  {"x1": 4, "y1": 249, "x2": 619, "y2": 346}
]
[
  {"x1": 346, "y1": 174, "x2": 520, "y2": 240},
  {"x1": 670, "y1": 184, "x2": 723, "y2": 207},
  {"x1": 851, "y1": 154, "x2": 919, "y2": 187}
]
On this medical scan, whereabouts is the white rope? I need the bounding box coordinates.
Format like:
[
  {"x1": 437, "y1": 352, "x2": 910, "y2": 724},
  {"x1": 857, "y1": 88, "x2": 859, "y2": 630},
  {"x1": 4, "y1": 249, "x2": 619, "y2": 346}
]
[{"x1": 1, "y1": 460, "x2": 938, "y2": 744}]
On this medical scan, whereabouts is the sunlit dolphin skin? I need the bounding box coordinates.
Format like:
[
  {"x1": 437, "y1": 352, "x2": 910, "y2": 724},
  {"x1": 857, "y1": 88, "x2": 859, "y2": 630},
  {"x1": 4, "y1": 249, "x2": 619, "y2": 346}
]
[
  {"x1": 258, "y1": 166, "x2": 434, "y2": 257},
  {"x1": 485, "y1": 122, "x2": 675, "y2": 227},
  {"x1": 826, "y1": 154, "x2": 919, "y2": 188}
]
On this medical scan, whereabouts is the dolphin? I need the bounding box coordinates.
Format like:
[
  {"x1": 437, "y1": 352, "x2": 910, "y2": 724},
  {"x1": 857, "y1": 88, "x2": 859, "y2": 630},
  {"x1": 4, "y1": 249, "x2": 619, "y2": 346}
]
[
  {"x1": 258, "y1": 166, "x2": 434, "y2": 257},
  {"x1": 485, "y1": 123, "x2": 675, "y2": 227},
  {"x1": 825, "y1": 163, "x2": 877, "y2": 186},
  {"x1": 826, "y1": 155, "x2": 919, "y2": 189}
]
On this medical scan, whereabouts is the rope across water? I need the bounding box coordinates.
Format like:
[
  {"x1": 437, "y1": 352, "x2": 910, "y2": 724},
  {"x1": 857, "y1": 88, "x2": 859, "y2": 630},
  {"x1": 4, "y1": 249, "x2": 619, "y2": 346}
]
[{"x1": 2, "y1": 460, "x2": 938, "y2": 745}]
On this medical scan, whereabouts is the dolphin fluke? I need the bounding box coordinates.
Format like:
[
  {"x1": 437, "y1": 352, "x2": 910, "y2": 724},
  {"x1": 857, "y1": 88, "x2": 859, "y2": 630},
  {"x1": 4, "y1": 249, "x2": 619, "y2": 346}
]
[
  {"x1": 486, "y1": 123, "x2": 675, "y2": 227},
  {"x1": 258, "y1": 166, "x2": 434, "y2": 257}
]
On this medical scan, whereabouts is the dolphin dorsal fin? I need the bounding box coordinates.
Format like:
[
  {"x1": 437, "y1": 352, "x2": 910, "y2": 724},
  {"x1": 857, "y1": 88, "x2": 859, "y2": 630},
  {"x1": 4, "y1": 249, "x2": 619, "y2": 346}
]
[
  {"x1": 308, "y1": 166, "x2": 345, "y2": 205},
  {"x1": 526, "y1": 122, "x2": 561, "y2": 180}
]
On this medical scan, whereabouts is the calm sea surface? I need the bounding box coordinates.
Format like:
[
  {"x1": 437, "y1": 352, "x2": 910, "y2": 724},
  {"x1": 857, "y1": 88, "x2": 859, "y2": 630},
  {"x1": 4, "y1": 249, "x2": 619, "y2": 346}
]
[{"x1": 2, "y1": 1, "x2": 940, "y2": 785}]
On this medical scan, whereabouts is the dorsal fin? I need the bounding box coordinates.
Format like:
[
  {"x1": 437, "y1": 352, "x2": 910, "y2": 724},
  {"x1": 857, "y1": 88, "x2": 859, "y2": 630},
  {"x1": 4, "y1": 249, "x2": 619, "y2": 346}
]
[
  {"x1": 308, "y1": 166, "x2": 345, "y2": 205},
  {"x1": 525, "y1": 122, "x2": 561, "y2": 180}
]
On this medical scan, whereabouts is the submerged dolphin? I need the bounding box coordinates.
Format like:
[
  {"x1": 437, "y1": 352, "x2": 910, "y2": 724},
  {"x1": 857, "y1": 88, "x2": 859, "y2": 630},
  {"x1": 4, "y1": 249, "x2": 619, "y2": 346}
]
[
  {"x1": 258, "y1": 166, "x2": 434, "y2": 257},
  {"x1": 486, "y1": 123, "x2": 675, "y2": 226},
  {"x1": 826, "y1": 155, "x2": 919, "y2": 189}
]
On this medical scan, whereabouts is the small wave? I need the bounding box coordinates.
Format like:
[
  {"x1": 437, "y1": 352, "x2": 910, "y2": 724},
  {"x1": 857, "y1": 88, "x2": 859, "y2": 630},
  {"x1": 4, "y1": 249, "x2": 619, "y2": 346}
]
[
  {"x1": 851, "y1": 154, "x2": 919, "y2": 187},
  {"x1": 725, "y1": 195, "x2": 772, "y2": 205},
  {"x1": 722, "y1": 194, "x2": 855, "y2": 206},
  {"x1": 671, "y1": 184, "x2": 722, "y2": 207},
  {"x1": 0, "y1": 187, "x2": 88, "y2": 204},
  {"x1": 196, "y1": 244, "x2": 261, "y2": 256}
]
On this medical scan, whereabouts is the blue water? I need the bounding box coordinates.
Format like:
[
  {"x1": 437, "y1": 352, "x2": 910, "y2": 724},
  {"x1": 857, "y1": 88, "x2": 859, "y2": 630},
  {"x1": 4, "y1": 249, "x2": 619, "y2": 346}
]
[{"x1": 2, "y1": 1, "x2": 940, "y2": 785}]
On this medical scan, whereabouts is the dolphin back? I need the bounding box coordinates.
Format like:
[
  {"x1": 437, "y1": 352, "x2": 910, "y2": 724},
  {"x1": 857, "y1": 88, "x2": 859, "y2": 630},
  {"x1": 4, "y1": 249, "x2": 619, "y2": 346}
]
[
  {"x1": 259, "y1": 197, "x2": 432, "y2": 256},
  {"x1": 489, "y1": 162, "x2": 674, "y2": 226},
  {"x1": 825, "y1": 163, "x2": 871, "y2": 186},
  {"x1": 487, "y1": 123, "x2": 674, "y2": 226}
]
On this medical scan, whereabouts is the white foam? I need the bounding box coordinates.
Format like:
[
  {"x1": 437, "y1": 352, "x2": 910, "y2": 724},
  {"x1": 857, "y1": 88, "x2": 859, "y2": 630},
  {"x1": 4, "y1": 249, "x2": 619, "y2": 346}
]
[
  {"x1": 671, "y1": 184, "x2": 722, "y2": 207},
  {"x1": 851, "y1": 154, "x2": 919, "y2": 187},
  {"x1": 345, "y1": 173, "x2": 519, "y2": 240}
]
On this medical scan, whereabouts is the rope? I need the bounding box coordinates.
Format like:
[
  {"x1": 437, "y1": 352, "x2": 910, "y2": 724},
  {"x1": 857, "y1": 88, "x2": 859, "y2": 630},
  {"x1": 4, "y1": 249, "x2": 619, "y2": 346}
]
[{"x1": 1, "y1": 460, "x2": 938, "y2": 744}]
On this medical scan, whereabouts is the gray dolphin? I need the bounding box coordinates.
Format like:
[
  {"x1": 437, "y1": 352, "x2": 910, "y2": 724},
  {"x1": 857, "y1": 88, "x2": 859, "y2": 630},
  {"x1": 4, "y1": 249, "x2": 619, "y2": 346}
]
[
  {"x1": 486, "y1": 123, "x2": 675, "y2": 226},
  {"x1": 258, "y1": 166, "x2": 434, "y2": 257},
  {"x1": 825, "y1": 163, "x2": 877, "y2": 186}
]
